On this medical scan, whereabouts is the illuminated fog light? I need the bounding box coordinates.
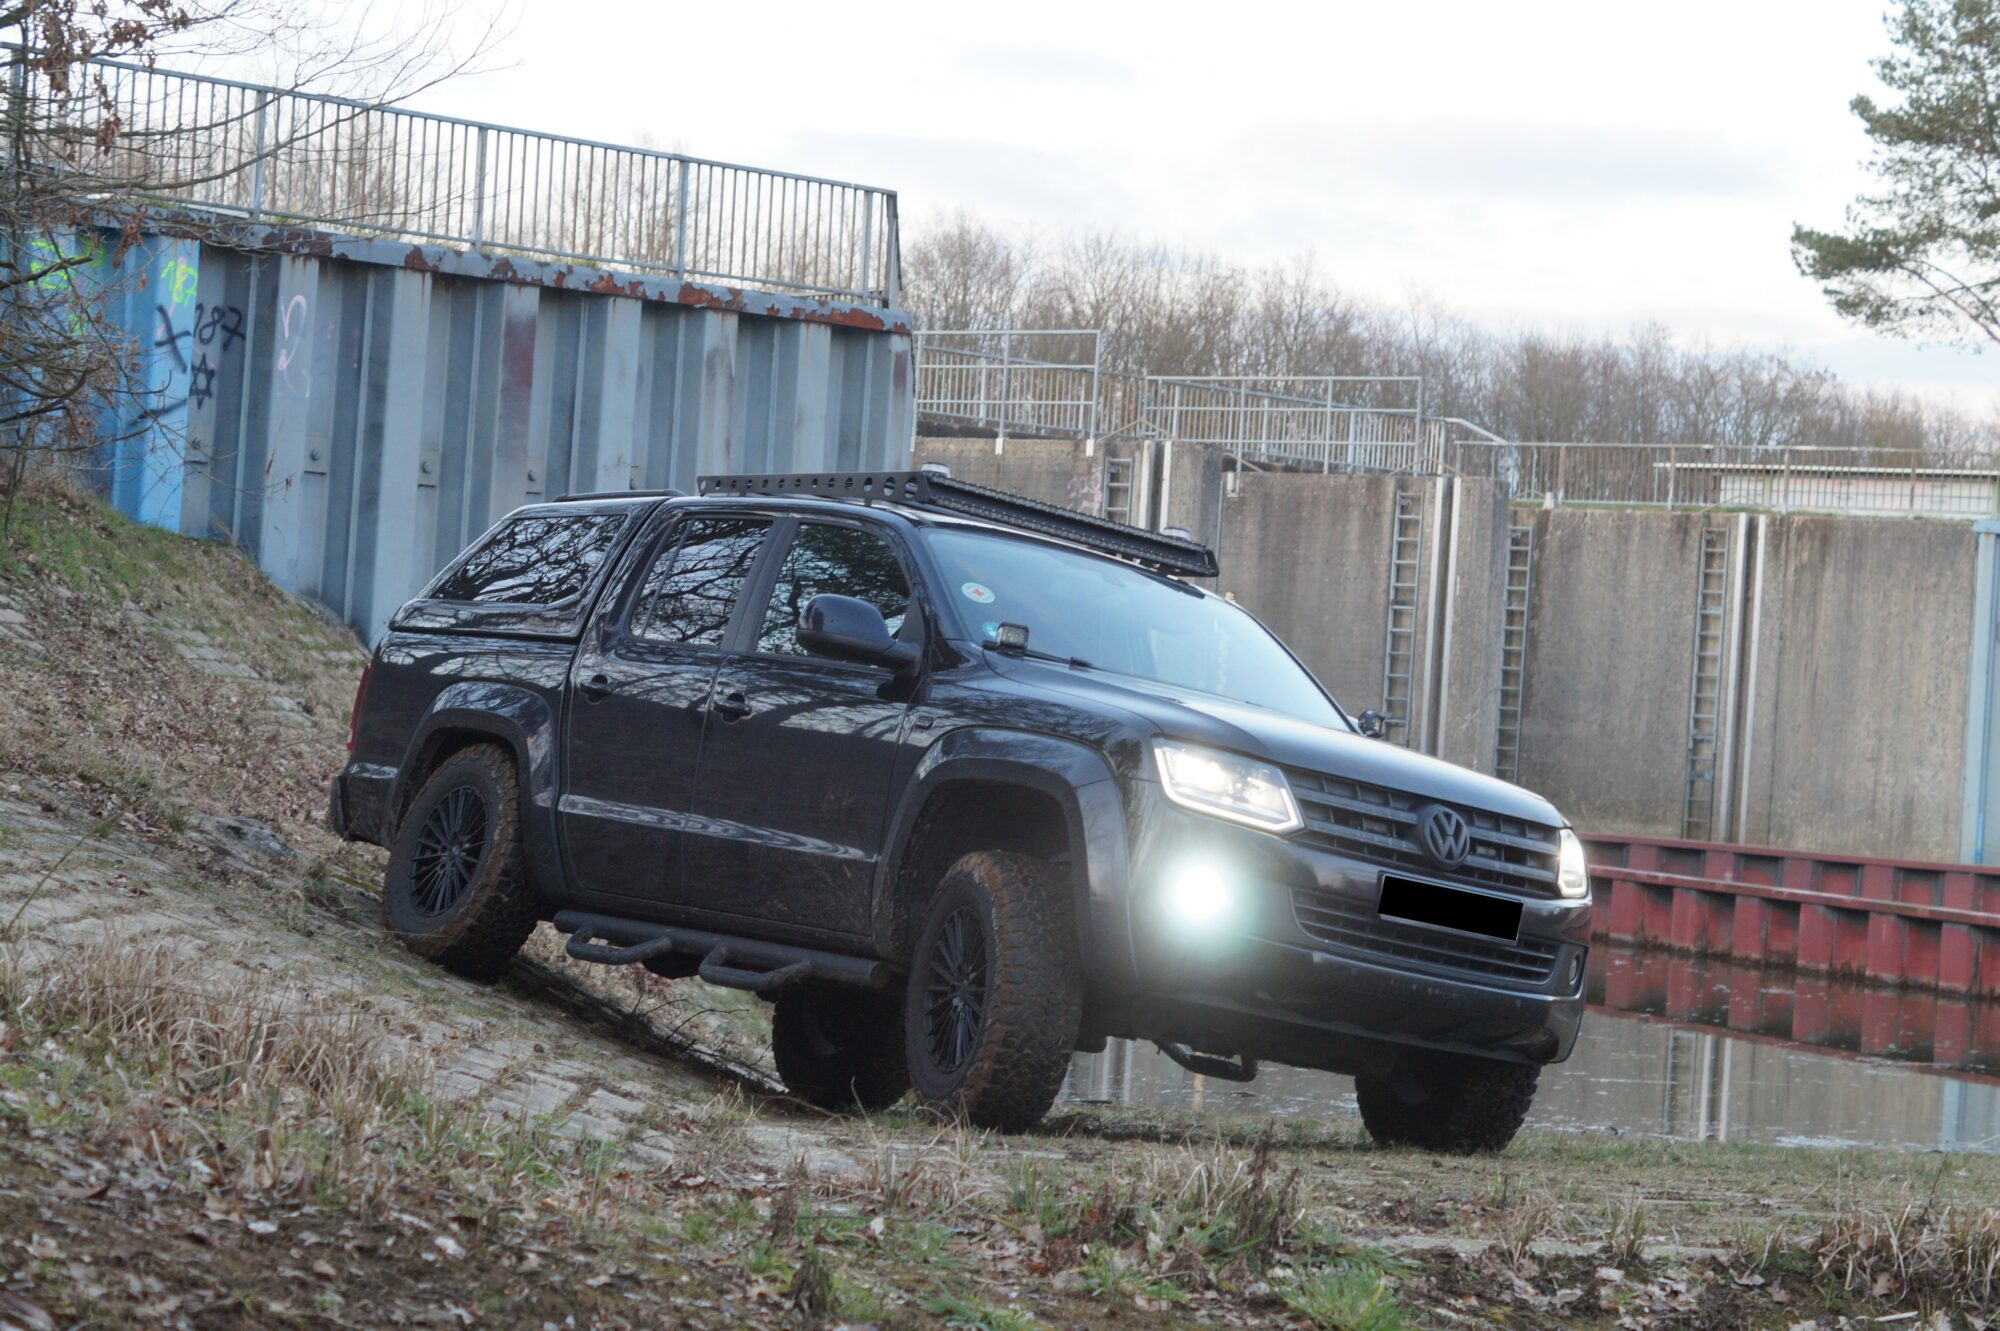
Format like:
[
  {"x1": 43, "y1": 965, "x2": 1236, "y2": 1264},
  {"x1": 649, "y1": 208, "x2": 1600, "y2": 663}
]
[{"x1": 1164, "y1": 863, "x2": 1235, "y2": 927}]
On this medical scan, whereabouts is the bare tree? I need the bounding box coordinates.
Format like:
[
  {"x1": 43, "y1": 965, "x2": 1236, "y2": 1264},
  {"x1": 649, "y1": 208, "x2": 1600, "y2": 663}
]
[
  {"x1": 902, "y1": 213, "x2": 1991, "y2": 457},
  {"x1": 0, "y1": 0, "x2": 504, "y2": 526}
]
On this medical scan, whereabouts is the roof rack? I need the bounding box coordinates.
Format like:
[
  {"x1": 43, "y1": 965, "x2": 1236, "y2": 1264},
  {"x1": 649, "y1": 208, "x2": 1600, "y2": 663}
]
[{"x1": 694, "y1": 472, "x2": 1219, "y2": 578}]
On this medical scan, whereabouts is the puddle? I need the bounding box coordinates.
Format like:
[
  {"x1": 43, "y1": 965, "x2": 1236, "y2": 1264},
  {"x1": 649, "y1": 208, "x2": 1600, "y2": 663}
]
[{"x1": 1060, "y1": 945, "x2": 2000, "y2": 1153}]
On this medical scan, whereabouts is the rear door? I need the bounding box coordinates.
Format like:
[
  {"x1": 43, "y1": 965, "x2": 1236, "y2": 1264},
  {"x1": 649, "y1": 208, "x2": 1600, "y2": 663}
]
[
  {"x1": 683, "y1": 516, "x2": 922, "y2": 937},
  {"x1": 560, "y1": 512, "x2": 774, "y2": 906}
]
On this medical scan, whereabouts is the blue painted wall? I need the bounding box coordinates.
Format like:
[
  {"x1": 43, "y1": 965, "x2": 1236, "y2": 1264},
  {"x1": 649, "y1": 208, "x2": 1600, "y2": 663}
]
[{"x1": 77, "y1": 226, "x2": 914, "y2": 642}]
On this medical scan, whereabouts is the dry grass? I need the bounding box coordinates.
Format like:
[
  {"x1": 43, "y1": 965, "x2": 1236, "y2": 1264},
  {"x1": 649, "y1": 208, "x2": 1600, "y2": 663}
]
[
  {"x1": 0, "y1": 487, "x2": 370, "y2": 869},
  {"x1": 1807, "y1": 1201, "x2": 2000, "y2": 1308}
]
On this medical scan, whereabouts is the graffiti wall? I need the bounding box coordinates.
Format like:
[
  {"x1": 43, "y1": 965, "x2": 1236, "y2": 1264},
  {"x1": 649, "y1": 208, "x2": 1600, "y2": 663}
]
[{"x1": 76, "y1": 229, "x2": 914, "y2": 642}]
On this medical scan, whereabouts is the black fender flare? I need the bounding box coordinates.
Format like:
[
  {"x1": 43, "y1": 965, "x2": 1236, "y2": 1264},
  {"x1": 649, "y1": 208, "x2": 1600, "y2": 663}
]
[
  {"x1": 392, "y1": 681, "x2": 564, "y2": 900},
  {"x1": 873, "y1": 728, "x2": 1135, "y2": 988}
]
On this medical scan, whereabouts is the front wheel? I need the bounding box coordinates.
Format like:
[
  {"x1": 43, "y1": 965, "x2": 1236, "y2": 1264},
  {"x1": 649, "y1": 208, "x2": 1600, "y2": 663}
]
[
  {"x1": 903, "y1": 851, "x2": 1082, "y2": 1132},
  {"x1": 1355, "y1": 1052, "x2": 1540, "y2": 1154}
]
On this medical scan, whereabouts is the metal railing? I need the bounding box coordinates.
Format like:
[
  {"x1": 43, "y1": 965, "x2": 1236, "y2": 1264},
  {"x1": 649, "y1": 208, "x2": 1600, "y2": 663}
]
[
  {"x1": 14, "y1": 49, "x2": 901, "y2": 307},
  {"x1": 1434, "y1": 441, "x2": 2000, "y2": 518},
  {"x1": 913, "y1": 331, "x2": 1101, "y2": 440},
  {"x1": 1140, "y1": 375, "x2": 1437, "y2": 470},
  {"x1": 909, "y1": 336, "x2": 2000, "y2": 519}
]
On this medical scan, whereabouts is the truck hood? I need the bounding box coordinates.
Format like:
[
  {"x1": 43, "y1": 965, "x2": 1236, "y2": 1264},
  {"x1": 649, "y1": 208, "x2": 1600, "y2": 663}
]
[{"x1": 987, "y1": 656, "x2": 1565, "y2": 828}]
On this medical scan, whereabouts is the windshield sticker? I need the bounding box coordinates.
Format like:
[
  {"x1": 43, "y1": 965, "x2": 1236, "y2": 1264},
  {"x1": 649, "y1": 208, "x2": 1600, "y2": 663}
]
[{"x1": 961, "y1": 582, "x2": 995, "y2": 604}]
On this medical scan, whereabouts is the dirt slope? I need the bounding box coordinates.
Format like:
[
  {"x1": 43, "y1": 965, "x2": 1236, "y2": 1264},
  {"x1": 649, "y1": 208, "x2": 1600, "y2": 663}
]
[{"x1": 1, "y1": 489, "x2": 1996, "y2": 1331}]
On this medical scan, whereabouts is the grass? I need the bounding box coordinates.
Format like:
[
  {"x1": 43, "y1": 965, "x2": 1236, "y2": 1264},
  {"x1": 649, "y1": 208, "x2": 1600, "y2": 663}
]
[
  {"x1": 923, "y1": 1291, "x2": 1046, "y2": 1330},
  {"x1": 1284, "y1": 1262, "x2": 1412, "y2": 1331},
  {"x1": 5, "y1": 479, "x2": 2000, "y2": 1329}
]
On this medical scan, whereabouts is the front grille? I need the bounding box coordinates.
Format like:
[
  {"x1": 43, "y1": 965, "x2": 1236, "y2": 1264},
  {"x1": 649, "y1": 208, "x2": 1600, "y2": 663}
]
[
  {"x1": 1292, "y1": 887, "x2": 1561, "y2": 987},
  {"x1": 1284, "y1": 768, "x2": 1562, "y2": 898}
]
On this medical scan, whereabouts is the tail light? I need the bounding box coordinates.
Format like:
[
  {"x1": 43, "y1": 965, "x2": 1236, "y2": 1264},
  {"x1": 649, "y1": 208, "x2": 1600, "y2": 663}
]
[{"x1": 346, "y1": 658, "x2": 374, "y2": 752}]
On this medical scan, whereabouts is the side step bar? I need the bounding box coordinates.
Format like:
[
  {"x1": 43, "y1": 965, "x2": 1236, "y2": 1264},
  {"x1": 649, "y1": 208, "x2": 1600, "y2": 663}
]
[
  {"x1": 1159, "y1": 1041, "x2": 1260, "y2": 1083},
  {"x1": 552, "y1": 911, "x2": 891, "y2": 994}
]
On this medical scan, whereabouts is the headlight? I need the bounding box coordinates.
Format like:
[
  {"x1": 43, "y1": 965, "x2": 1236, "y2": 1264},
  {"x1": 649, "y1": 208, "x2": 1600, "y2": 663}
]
[
  {"x1": 1152, "y1": 740, "x2": 1302, "y2": 835},
  {"x1": 1557, "y1": 828, "x2": 1589, "y2": 899}
]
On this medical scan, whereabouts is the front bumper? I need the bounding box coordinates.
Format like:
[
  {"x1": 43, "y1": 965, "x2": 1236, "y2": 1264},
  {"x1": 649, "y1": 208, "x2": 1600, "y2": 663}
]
[{"x1": 1110, "y1": 782, "x2": 1591, "y2": 1073}]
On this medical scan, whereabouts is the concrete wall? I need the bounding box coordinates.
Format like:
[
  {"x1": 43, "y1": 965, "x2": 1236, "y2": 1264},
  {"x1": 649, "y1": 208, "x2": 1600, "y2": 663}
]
[
  {"x1": 86, "y1": 225, "x2": 913, "y2": 642},
  {"x1": 1435, "y1": 480, "x2": 1510, "y2": 775},
  {"x1": 914, "y1": 436, "x2": 1104, "y2": 513},
  {"x1": 950, "y1": 442, "x2": 1991, "y2": 862},
  {"x1": 1514, "y1": 508, "x2": 1711, "y2": 838},
  {"x1": 1739, "y1": 516, "x2": 1973, "y2": 859},
  {"x1": 1213, "y1": 472, "x2": 1408, "y2": 719}
]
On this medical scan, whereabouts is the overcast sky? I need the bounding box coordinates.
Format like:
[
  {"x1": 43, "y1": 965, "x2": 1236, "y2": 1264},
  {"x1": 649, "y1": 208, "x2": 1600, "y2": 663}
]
[{"x1": 384, "y1": 0, "x2": 1991, "y2": 413}]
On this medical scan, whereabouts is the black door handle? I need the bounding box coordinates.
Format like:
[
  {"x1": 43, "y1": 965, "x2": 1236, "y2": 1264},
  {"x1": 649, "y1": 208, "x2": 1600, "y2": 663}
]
[
  {"x1": 578, "y1": 673, "x2": 611, "y2": 702},
  {"x1": 712, "y1": 690, "x2": 753, "y2": 721}
]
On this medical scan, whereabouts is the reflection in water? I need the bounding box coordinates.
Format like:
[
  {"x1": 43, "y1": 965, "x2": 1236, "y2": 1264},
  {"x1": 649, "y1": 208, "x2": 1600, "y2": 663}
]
[{"x1": 1060, "y1": 945, "x2": 2000, "y2": 1153}]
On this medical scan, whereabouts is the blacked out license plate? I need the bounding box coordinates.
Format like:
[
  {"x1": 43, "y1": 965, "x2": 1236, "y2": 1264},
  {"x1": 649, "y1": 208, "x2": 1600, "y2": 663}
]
[{"x1": 1377, "y1": 875, "x2": 1522, "y2": 942}]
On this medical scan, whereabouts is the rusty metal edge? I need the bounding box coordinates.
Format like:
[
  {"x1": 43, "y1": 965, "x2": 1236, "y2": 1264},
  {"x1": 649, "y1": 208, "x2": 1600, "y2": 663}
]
[{"x1": 83, "y1": 206, "x2": 915, "y2": 335}]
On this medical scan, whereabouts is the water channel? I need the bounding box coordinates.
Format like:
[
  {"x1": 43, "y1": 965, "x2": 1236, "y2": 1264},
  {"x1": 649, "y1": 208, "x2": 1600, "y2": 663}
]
[{"x1": 1059, "y1": 945, "x2": 2000, "y2": 1152}]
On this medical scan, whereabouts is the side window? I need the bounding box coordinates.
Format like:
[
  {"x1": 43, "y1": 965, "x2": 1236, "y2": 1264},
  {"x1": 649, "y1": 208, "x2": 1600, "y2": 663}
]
[
  {"x1": 628, "y1": 517, "x2": 771, "y2": 647},
  {"x1": 429, "y1": 513, "x2": 628, "y2": 605},
  {"x1": 756, "y1": 522, "x2": 911, "y2": 657}
]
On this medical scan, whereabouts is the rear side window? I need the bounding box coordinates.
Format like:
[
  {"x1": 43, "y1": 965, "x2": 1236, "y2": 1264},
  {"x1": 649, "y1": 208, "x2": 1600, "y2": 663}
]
[
  {"x1": 630, "y1": 517, "x2": 772, "y2": 646},
  {"x1": 431, "y1": 513, "x2": 629, "y2": 606}
]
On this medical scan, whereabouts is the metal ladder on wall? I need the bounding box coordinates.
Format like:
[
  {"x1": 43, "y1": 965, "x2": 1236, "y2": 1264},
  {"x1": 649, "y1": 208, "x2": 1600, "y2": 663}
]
[
  {"x1": 1682, "y1": 527, "x2": 1730, "y2": 839},
  {"x1": 1379, "y1": 492, "x2": 1424, "y2": 745},
  {"x1": 1493, "y1": 515, "x2": 1534, "y2": 782},
  {"x1": 1103, "y1": 456, "x2": 1135, "y2": 525}
]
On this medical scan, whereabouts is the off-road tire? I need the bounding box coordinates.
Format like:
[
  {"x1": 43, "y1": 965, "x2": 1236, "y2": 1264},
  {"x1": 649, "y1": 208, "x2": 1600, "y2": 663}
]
[
  {"x1": 771, "y1": 984, "x2": 910, "y2": 1112},
  {"x1": 383, "y1": 744, "x2": 538, "y2": 980},
  {"x1": 1355, "y1": 1052, "x2": 1540, "y2": 1154},
  {"x1": 903, "y1": 851, "x2": 1081, "y2": 1132}
]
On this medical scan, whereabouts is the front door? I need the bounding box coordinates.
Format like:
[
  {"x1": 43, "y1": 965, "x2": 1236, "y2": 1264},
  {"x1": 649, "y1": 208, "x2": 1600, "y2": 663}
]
[
  {"x1": 685, "y1": 517, "x2": 920, "y2": 937},
  {"x1": 560, "y1": 513, "x2": 774, "y2": 905}
]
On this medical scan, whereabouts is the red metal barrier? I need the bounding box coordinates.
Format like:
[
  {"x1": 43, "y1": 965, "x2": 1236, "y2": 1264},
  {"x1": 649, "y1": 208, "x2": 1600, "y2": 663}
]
[{"x1": 1581, "y1": 834, "x2": 2000, "y2": 998}]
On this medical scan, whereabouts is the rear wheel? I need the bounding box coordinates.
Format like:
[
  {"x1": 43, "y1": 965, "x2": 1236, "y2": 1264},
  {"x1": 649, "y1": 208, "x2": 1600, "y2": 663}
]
[
  {"x1": 771, "y1": 984, "x2": 909, "y2": 1112},
  {"x1": 1355, "y1": 1051, "x2": 1540, "y2": 1154},
  {"x1": 383, "y1": 744, "x2": 538, "y2": 980},
  {"x1": 903, "y1": 851, "x2": 1081, "y2": 1132}
]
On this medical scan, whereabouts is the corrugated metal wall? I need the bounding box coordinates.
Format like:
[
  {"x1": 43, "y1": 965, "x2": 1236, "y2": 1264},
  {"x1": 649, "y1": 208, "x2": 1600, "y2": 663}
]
[{"x1": 86, "y1": 228, "x2": 914, "y2": 642}]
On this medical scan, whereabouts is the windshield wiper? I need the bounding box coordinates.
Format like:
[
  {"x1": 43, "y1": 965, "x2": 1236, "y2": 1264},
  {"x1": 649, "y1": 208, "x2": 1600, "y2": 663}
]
[{"x1": 981, "y1": 640, "x2": 1095, "y2": 671}]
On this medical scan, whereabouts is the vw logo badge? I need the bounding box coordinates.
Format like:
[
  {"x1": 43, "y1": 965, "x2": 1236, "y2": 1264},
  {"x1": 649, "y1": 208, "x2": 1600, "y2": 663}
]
[{"x1": 1420, "y1": 804, "x2": 1472, "y2": 869}]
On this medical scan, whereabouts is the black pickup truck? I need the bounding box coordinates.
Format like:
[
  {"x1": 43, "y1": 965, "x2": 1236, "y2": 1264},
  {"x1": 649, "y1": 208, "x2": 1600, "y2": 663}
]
[{"x1": 331, "y1": 470, "x2": 1592, "y2": 1149}]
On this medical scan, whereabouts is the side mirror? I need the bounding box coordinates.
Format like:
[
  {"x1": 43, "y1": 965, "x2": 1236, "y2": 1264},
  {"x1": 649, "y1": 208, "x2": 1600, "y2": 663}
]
[
  {"x1": 797, "y1": 594, "x2": 920, "y2": 673},
  {"x1": 1356, "y1": 709, "x2": 1388, "y2": 740}
]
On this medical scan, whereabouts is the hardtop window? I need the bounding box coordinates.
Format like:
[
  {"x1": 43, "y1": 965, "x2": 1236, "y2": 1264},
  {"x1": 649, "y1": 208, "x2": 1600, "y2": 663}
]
[
  {"x1": 756, "y1": 522, "x2": 911, "y2": 658},
  {"x1": 629, "y1": 516, "x2": 772, "y2": 647},
  {"x1": 430, "y1": 512, "x2": 628, "y2": 606}
]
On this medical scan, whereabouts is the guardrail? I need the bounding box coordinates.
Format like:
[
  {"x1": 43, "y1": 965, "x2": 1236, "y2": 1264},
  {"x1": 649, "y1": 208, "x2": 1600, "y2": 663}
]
[
  {"x1": 909, "y1": 337, "x2": 2000, "y2": 517},
  {"x1": 1583, "y1": 834, "x2": 2000, "y2": 997},
  {"x1": 1141, "y1": 375, "x2": 1437, "y2": 470},
  {"x1": 15, "y1": 49, "x2": 901, "y2": 307},
  {"x1": 913, "y1": 331, "x2": 1100, "y2": 440},
  {"x1": 1435, "y1": 442, "x2": 2000, "y2": 518}
]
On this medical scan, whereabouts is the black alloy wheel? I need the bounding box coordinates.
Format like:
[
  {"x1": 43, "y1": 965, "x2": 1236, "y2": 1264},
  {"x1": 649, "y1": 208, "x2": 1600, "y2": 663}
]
[
  {"x1": 409, "y1": 785, "x2": 488, "y2": 917},
  {"x1": 383, "y1": 744, "x2": 539, "y2": 980},
  {"x1": 922, "y1": 906, "x2": 990, "y2": 1076},
  {"x1": 901, "y1": 852, "x2": 1082, "y2": 1132}
]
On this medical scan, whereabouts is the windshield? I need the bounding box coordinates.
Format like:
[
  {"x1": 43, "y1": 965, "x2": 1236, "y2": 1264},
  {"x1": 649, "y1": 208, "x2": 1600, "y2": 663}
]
[{"x1": 924, "y1": 528, "x2": 1348, "y2": 729}]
